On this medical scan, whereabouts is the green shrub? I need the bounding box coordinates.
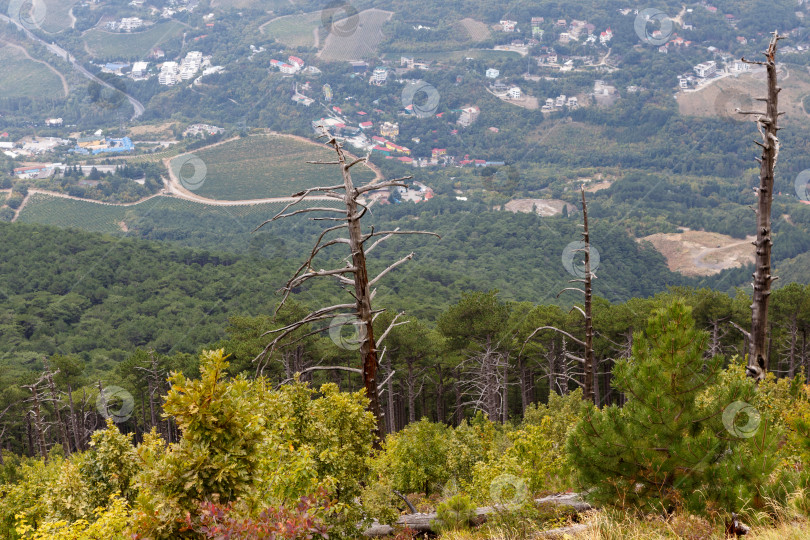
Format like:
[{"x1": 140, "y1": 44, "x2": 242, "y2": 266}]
[{"x1": 431, "y1": 493, "x2": 476, "y2": 533}]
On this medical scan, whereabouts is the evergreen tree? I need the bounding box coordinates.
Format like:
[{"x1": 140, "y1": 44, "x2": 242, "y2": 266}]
[{"x1": 566, "y1": 301, "x2": 781, "y2": 514}]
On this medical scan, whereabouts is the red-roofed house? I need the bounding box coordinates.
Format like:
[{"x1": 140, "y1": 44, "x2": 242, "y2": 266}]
[
  {"x1": 357, "y1": 111, "x2": 367, "y2": 115},
  {"x1": 359, "y1": 121, "x2": 373, "y2": 129},
  {"x1": 332, "y1": 106, "x2": 343, "y2": 114},
  {"x1": 432, "y1": 148, "x2": 447, "y2": 159}
]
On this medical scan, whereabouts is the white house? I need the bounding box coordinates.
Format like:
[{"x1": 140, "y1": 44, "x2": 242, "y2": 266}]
[
  {"x1": 694, "y1": 60, "x2": 717, "y2": 78},
  {"x1": 119, "y1": 17, "x2": 143, "y2": 31},
  {"x1": 599, "y1": 27, "x2": 613, "y2": 44},
  {"x1": 131, "y1": 61, "x2": 149, "y2": 78},
  {"x1": 486, "y1": 68, "x2": 500, "y2": 79},
  {"x1": 371, "y1": 68, "x2": 388, "y2": 85},
  {"x1": 158, "y1": 61, "x2": 179, "y2": 85},
  {"x1": 500, "y1": 20, "x2": 517, "y2": 32},
  {"x1": 508, "y1": 86, "x2": 522, "y2": 99}
]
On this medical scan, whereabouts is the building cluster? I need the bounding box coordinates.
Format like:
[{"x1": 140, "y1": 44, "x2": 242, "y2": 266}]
[
  {"x1": 457, "y1": 106, "x2": 480, "y2": 127},
  {"x1": 158, "y1": 51, "x2": 209, "y2": 85},
  {"x1": 270, "y1": 55, "x2": 305, "y2": 74},
  {"x1": 541, "y1": 95, "x2": 578, "y2": 112},
  {"x1": 73, "y1": 136, "x2": 134, "y2": 155},
  {"x1": 106, "y1": 17, "x2": 143, "y2": 31},
  {"x1": 0, "y1": 136, "x2": 69, "y2": 159},
  {"x1": 183, "y1": 123, "x2": 224, "y2": 137}
]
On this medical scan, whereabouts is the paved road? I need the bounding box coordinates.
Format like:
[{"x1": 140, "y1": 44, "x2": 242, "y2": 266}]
[{"x1": 0, "y1": 13, "x2": 145, "y2": 120}]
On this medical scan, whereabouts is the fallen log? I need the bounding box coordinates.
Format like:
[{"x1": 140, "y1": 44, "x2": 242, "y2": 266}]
[{"x1": 362, "y1": 493, "x2": 592, "y2": 537}]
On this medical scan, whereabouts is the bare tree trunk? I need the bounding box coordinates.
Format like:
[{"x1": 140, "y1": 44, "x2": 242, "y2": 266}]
[
  {"x1": 66, "y1": 382, "x2": 83, "y2": 452},
  {"x1": 501, "y1": 356, "x2": 508, "y2": 423},
  {"x1": 435, "y1": 364, "x2": 445, "y2": 424},
  {"x1": 746, "y1": 33, "x2": 783, "y2": 381},
  {"x1": 30, "y1": 389, "x2": 48, "y2": 461},
  {"x1": 581, "y1": 187, "x2": 595, "y2": 403},
  {"x1": 44, "y1": 360, "x2": 70, "y2": 456}
]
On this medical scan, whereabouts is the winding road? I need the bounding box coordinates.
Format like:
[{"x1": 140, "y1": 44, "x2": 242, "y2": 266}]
[{"x1": 0, "y1": 13, "x2": 145, "y2": 119}]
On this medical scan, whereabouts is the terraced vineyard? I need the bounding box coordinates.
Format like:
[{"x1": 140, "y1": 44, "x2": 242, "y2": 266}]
[
  {"x1": 0, "y1": 45, "x2": 66, "y2": 99},
  {"x1": 319, "y1": 9, "x2": 393, "y2": 61},
  {"x1": 170, "y1": 133, "x2": 377, "y2": 201},
  {"x1": 82, "y1": 21, "x2": 184, "y2": 59},
  {"x1": 16, "y1": 193, "x2": 342, "y2": 246},
  {"x1": 261, "y1": 12, "x2": 322, "y2": 48}
]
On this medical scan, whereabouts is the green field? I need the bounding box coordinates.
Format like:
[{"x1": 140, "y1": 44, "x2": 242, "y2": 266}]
[
  {"x1": 170, "y1": 133, "x2": 377, "y2": 201},
  {"x1": 320, "y1": 9, "x2": 393, "y2": 61},
  {"x1": 0, "y1": 44, "x2": 65, "y2": 99},
  {"x1": 83, "y1": 21, "x2": 184, "y2": 59},
  {"x1": 261, "y1": 12, "x2": 321, "y2": 48}
]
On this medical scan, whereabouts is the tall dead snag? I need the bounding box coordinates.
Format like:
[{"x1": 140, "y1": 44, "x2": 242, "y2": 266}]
[
  {"x1": 741, "y1": 32, "x2": 784, "y2": 381},
  {"x1": 522, "y1": 186, "x2": 596, "y2": 403},
  {"x1": 255, "y1": 128, "x2": 438, "y2": 445}
]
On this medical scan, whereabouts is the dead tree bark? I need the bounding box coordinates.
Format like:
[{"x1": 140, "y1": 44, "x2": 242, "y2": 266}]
[
  {"x1": 742, "y1": 32, "x2": 784, "y2": 381},
  {"x1": 523, "y1": 187, "x2": 596, "y2": 403},
  {"x1": 23, "y1": 376, "x2": 49, "y2": 461},
  {"x1": 43, "y1": 359, "x2": 70, "y2": 456},
  {"x1": 255, "y1": 128, "x2": 438, "y2": 447}
]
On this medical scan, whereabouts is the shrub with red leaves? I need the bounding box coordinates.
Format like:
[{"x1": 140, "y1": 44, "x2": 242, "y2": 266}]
[{"x1": 186, "y1": 489, "x2": 333, "y2": 539}]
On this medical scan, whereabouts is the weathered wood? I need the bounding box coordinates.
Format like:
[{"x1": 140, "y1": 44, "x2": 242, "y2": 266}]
[
  {"x1": 744, "y1": 32, "x2": 784, "y2": 382},
  {"x1": 362, "y1": 494, "x2": 592, "y2": 536}
]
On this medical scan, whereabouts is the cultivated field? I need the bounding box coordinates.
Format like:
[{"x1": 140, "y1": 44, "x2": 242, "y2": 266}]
[
  {"x1": 319, "y1": 8, "x2": 393, "y2": 61},
  {"x1": 261, "y1": 12, "x2": 321, "y2": 48},
  {"x1": 16, "y1": 193, "x2": 341, "y2": 236},
  {"x1": 83, "y1": 21, "x2": 184, "y2": 59},
  {"x1": 0, "y1": 43, "x2": 66, "y2": 99},
  {"x1": 383, "y1": 48, "x2": 521, "y2": 62},
  {"x1": 640, "y1": 229, "x2": 755, "y2": 276},
  {"x1": 677, "y1": 65, "x2": 810, "y2": 126},
  {"x1": 211, "y1": 0, "x2": 289, "y2": 9},
  {"x1": 168, "y1": 133, "x2": 377, "y2": 201},
  {"x1": 456, "y1": 18, "x2": 490, "y2": 42},
  {"x1": 38, "y1": 0, "x2": 79, "y2": 33}
]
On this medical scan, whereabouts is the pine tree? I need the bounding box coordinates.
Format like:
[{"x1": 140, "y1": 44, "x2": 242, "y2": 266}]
[{"x1": 566, "y1": 301, "x2": 781, "y2": 514}]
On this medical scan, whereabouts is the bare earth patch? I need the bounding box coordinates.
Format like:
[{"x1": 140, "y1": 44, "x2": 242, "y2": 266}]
[
  {"x1": 319, "y1": 9, "x2": 393, "y2": 61},
  {"x1": 640, "y1": 229, "x2": 755, "y2": 276},
  {"x1": 677, "y1": 65, "x2": 810, "y2": 126},
  {"x1": 129, "y1": 122, "x2": 180, "y2": 138},
  {"x1": 500, "y1": 198, "x2": 572, "y2": 216}
]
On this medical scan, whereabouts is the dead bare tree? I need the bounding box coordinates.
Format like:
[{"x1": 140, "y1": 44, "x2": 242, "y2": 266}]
[
  {"x1": 254, "y1": 128, "x2": 438, "y2": 445},
  {"x1": 738, "y1": 32, "x2": 784, "y2": 381},
  {"x1": 522, "y1": 186, "x2": 596, "y2": 403},
  {"x1": 22, "y1": 374, "x2": 50, "y2": 461},
  {"x1": 42, "y1": 358, "x2": 70, "y2": 456}
]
